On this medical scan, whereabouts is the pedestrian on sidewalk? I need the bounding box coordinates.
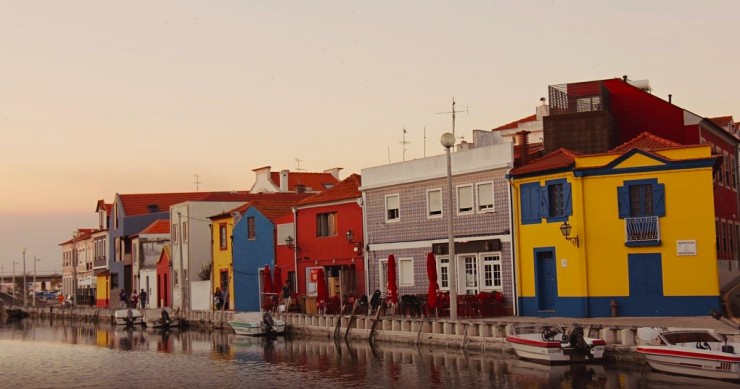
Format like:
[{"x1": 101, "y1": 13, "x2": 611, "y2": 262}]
[
  {"x1": 131, "y1": 290, "x2": 139, "y2": 309},
  {"x1": 139, "y1": 289, "x2": 147, "y2": 310},
  {"x1": 119, "y1": 289, "x2": 127, "y2": 309}
]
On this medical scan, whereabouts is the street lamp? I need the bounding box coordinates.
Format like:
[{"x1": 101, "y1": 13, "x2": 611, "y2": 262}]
[
  {"x1": 441, "y1": 132, "x2": 458, "y2": 320},
  {"x1": 23, "y1": 248, "x2": 27, "y2": 307},
  {"x1": 33, "y1": 256, "x2": 41, "y2": 307}
]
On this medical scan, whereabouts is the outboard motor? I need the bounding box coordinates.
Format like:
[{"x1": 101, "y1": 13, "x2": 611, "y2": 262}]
[
  {"x1": 125, "y1": 308, "x2": 135, "y2": 327},
  {"x1": 568, "y1": 326, "x2": 593, "y2": 358},
  {"x1": 161, "y1": 308, "x2": 171, "y2": 325}
]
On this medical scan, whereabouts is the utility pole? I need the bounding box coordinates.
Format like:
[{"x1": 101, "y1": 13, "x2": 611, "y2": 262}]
[
  {"x1": 23, "y1": 248, "x2": 27, "y2": 307},
  {"x1": 194, "y1": 174, "x2": 201, "y2": 191},
  {"x1": 12, "y1": 261, "x2": 17, "y2": 300},
  {"x1": 33, "y1": 256, "x2": 40, "y2": 307}
]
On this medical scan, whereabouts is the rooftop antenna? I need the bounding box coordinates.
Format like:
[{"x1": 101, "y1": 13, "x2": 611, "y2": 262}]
[
  {"x1": 194, "y1": 174, "x2": 201, "y2": 191},
  {"x1": 294, "y1": 158, "x2": 304, "y2": 171},
  {"x1": 399, "y1": 128, "x2": 411, "y2": 162},
  {"x1": 436, "y1": 97, "x2": 469, "y2": 144},
  {"x1": 423, "y1": 127, "x2": 427, "y2": 157}
]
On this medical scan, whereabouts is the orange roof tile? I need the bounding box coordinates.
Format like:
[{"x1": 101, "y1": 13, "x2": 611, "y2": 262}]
[
  {"x1": 710, "y1": 116, "x2": 733, "y2": 128},
  {"x1": 268, "y1": 171, "x2": 339, "y2": 192},
  {"x1": 117, "y1": 191, "x2": 258, "y2": 216},
  {"x1": 210, "y1": 192, "x2": 315, "y2": 220},
  {"x1": 509, "y1": 148, "x2": 579, "y2": 177},
  {"x1": 491, "y1": 114, "x2": 537, "y2": 132},
  {"x1": 139, "y1": 219, "x2": 170, "y2": 235},
  {"x1": 297, "y1": 174, "x2": 361, "y2": 206},
  {"x1": 610, "y1": 132, "x2": 682, "y2": 153}
]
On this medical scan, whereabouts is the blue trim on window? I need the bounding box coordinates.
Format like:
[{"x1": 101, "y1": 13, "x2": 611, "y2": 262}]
[
  {"x1": 518, "y1": 295, "x2": 721, "y2": 318},
  {"x1": 520, "y1": 182, "x2": 542, "y2": 225},
  {"x1": 541, "y1": 178, "x2": 572, "y2": 223},
  {"x1": 626, "y1": 240, "x2": 661, "y2": 247},
  {"x1": 617, "y1": 178, "x2": 665, "y2": 219}
]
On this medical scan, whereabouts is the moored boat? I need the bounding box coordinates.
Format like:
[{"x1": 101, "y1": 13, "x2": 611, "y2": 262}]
[
  {"x1": 144, "y1": 308, "x2": 186, "y2": 329},
  {"x1": 113, "y1": 308, "x2": 145, "y2": 327},
  {"x1": 229, "y1": 311, "x2": 285, "y2": 337},
  {"x1": 505, "y1": 324, "x2": 607, "y2": 364},
  {"x1": 637, "y1": 330, "x2": 740, "y2": 381}
]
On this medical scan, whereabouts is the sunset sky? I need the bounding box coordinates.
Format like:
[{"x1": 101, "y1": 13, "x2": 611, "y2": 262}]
[{"x1": 1, "y1": 1, "x2": 738, "y2": 274}]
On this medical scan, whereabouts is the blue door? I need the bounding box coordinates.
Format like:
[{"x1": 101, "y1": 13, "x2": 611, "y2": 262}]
[{"x1": 535, "y1": 249, "x2": 557, "y2": 311}]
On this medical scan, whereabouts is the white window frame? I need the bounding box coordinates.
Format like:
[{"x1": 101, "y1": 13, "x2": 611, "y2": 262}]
[
  {"x1": 438, "y1": 256, "x2": 450, "y2": 291},
  {"x1": 385, "y1": 194, "x2": 400, "y2": 223},
  {"x1": 481, "y1": 252, "x2": 503, "y2": 291},
  {"x1": 398, "y1": 257, "x2": 414, "y2": 286},
  {"x1": 427, "y1": 189, "x2": 443, "y2": 218},
  {"x1": 378, "y1": 258, "x2": 388, "y2": 291},
  {"x1": 457, "y1": 184, "x2": 474, "y2": 215},
  {"x1": 476, "y1": 182, "x2": 495, "y2": 213},
  {"x1": 183, "y1": 221, "x2": 188, "y2": 242}
]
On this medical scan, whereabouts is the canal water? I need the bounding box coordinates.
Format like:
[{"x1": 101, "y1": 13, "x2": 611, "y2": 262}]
[{"x1": 1, "y1": 318, "x2": 738, "y2": 388}]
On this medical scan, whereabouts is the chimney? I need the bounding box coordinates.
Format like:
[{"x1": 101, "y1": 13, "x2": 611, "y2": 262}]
[
  {"x1": 323, "y1": 167, "x2": 342, "y2": 180},
  {"x1": 668, "y1": 94, "x2": 672, "y2": 104},
  {"x1": 516, "y1": 130, "x2": 531, "y2": 166},
  {"x1": 279, "y1": 169, "x2": 289, "y2": 192}
]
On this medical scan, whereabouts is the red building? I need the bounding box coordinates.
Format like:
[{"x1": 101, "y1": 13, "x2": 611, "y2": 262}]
[
  {"x1": 285, "y1": 174, "x2": 365, "y2": 309},
  {"x1": 156, "y1": 245, "x2": 172, "y2": 307}
]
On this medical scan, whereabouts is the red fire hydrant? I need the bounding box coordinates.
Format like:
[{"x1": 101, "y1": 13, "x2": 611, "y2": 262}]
[{"x1": 610, "y1": 300, "x2": 619, "y2": 317}]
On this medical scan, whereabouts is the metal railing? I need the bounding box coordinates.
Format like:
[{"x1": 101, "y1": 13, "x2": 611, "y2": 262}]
[{"x1": 624, "y1": 216, "x2": 660, "y2": 243}]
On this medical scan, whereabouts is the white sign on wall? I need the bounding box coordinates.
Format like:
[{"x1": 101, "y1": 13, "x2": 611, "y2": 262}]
[{"x1": 676, "y1": 240, "x2": 697, "y2": 256}]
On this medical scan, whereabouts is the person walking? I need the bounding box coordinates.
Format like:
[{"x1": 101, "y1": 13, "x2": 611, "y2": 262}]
[
  {"x1": 282, "y1": 281, "x2": 292, "y2": 311},
  {"x1": 119, "y1": 289, "x2": 127, "y2": 309},
  {"x1": 131, "y1": 290, "x2": 139, "y2": 309},
  {"x1": 214, "y1": 287, "x2": 223, "y2": 310},
  {"x1": 139, "y1": 289, "x2": 147, "y2": 310}
]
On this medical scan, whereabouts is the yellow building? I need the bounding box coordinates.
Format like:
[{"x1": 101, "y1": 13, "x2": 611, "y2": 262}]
[
  {"x1": 510, "y1": 133, "x2": 721, "y2": 317},
  {"x1": 209, "y1": 208, "x2": 241, "y2": 311}
]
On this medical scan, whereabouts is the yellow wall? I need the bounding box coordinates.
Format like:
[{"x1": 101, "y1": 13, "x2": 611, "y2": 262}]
[
  {"x1": 513, "y1": 147, "x2": 719, "y2": 301},
  {"x1": 211, "y1": 215, "x2": 235, "y2": 309}
]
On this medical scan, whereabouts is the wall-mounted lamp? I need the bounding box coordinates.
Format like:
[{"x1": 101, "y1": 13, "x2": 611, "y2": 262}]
[
  {"x1": 345, "y1": 229, "x2": 363, "y2": 254},
  {"x1": 285, "y1": 235, "x2": 296, "y2": 250},
  {"x1": 559, "y1": 221, "x2": 580, "y2": 247}
]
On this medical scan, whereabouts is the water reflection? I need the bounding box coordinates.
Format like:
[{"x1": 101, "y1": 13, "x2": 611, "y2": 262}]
[{"x1": 1, "y1": 318, "x2": 739, "y2": 389}]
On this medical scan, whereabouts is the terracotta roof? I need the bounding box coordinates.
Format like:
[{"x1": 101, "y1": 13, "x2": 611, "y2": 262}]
[
  {"x1": 610, "y1": 132, "x2": 682, "y2": 153},
  {"x1": 59, "y1": 228, "x2": 97, "y2": 245},
  {"x1": 710, "y1": 116, "x2": 733, "y2": 128},
  {"x1": 268, "y1": 171, "x2": 339, "y2": 192},
  {"x1": 211, "y1": 192, "x2": 315, "y2": 220},
  {"x1": 117, "y1": 191, "x2": 253, "y2": 216},
  {"x1": 297, "y1": 174, "x2": 361, "y2": 206},
  {"x1": 139, "y1": 219, "x2": 170, "y2": 235},
  {"x1": 491, "y1": 114, "x2": 537, "y2": 132},
  {"x1": 509, "y1": 148, "x2": 579, "y2": 177}
]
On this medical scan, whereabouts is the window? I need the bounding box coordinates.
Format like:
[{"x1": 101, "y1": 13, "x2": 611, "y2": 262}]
[
  {"x1": 725, "y1": 152, "x2": 731, "y2": 187},
  {"x1": 172, "y1": 224, "x2": 178, "y2": 244},
  {"x1": 732, "y1": 155, "x2": 737, "y2": 190},
  {"x1": 385, "y1": 194, "x2": 400, "y2": 222},
  {"x1": 219, "y1": 223, "x2": 227, "y2": 250},
  {"x1": 477, "y1": 182, "x2": 494, "y2": 212},
  {"x1": 247, "y1": 217, "x2": 256, "y2": 240},
  {"x1": 617, "y1": 179, "x2": 665, "y2": 218},
  {"x1": 520, "y1": 182, "x2": 542, "y2": 225},
  {"x1": 111, "y1": 273, "x2": 119, "y2": 289},
  {"x1": 183, "y1": 222, "x2": 188, "y2": 242},
  {"x1": 427, "y1": 189, "x2": 442, "y2": 218},
  {"x1": 399, "y1": 258, "x2": 414, "y2": 286},
  {"x1": 482, "y1": 254, "x2": 502, "y2": 290},
  {"x1": 378, "y1": 259, "x2": 388, "y2": 291},
  {"x1": 457, "y1": 185, "x2": 473, "y2": 214},
  {"x1": 540, "y1": 179, "x2": 572, "y2": 221},
  {"x1": 316, "y1": 212, "x2": 337, "y2": 237},
  {"x1": 439, "y1": 257, "x2": 449, "y2": 290}
]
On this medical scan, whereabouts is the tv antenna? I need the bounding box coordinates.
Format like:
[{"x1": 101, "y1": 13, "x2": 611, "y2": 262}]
[
  {"x1": 294, "y1": 158, "x2": 305, "y2": 171},
  {"x1": 436, "y1": 97, "x2": 469, "y2": 141},
  {"x1": 399, "y1": 128, "x2": 411, "y2": 162},
  {"x1": 194, "y1": 174, "x2": 201, "y2": 191}
]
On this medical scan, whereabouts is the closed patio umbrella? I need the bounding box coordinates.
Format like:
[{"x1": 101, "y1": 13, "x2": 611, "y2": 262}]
[
  {"x1": 427, "y1": 252, "x2": 439, "y2": 310},
  {"x1": 316, "y1": 268, "x2": 328, "y2": 313},
  {"x1": 273, "y1": 266, "x2": 283, "y2": 296},
  {"x1": 387, "y1": 254, "x2": 398, "y2": 306},
  {"x1": 262, "y1": 264, "x2": 274, "y2": 294}
]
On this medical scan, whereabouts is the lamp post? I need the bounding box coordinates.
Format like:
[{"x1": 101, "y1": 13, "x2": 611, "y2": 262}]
[
  {"x1": 441, "y1": 132, "x2": 458, "y2": 320},
  {"x1": 33, "y1": 256, "x2": 40, "y2": 307},
  {"x1": 23, "y1": 248, "x2": 27, "y2": 307},
  {"x1": 72, "y1": 231, "x2": 78, "y2": 307}
]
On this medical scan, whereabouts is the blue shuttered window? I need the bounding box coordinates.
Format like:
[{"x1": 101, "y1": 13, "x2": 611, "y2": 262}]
[
  {"x1": 617, "y1": 179, "x2": 665, "y2": 218},
  {"x1": 521, "y1": 182, "x2": 542, "y2": 225}
]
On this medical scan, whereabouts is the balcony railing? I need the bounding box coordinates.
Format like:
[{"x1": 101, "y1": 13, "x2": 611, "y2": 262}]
[{"x1": 624, "y1": 216, "x2": 660, "y2": 245}]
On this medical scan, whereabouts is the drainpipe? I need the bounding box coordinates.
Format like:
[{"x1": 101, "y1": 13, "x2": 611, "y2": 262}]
[
  {"x1": 291, "y1": 207, "x2": 298, "y2": 295},
  {"x1": 507, "y1": 174, "x2": 519, "y2": 316},
  {"x1": 576, "y1": 174, "x2": 589, "y2": 317},
  {"x1": 361, "y1": 192, "x2": 370, "y2": 297}
]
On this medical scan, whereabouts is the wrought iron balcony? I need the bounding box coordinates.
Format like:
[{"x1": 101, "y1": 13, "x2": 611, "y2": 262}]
[{"x1": 624, "y1": 216, "x2": 661, "y2": 246}]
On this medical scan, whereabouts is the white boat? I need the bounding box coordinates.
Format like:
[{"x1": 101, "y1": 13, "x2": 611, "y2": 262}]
[
  {"x1": 505, "y1": 324, "x2": 607, "y2": 363},
  {"x1": 229, "y1": 311, "x2": 285, "y2": 336},
  {"x1": 113, "y1": 308, "x2": 145, "y2": 326},
  {"x1": 637, "y1": 330, "x2": 740, "y2": 381}
]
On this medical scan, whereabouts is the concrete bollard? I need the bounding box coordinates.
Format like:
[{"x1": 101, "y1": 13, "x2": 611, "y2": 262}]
[{"x1": 620, "y1": 327, "x2": 637, "y2": 346}]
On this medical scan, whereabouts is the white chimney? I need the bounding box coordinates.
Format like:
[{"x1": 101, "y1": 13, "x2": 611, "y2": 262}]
[
  {"x1": 279, "y1": 170, "x2": 289, "y2": 192},
  {"x1": 323, "y1": 167, "x2": 342, "y2": 180}
]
